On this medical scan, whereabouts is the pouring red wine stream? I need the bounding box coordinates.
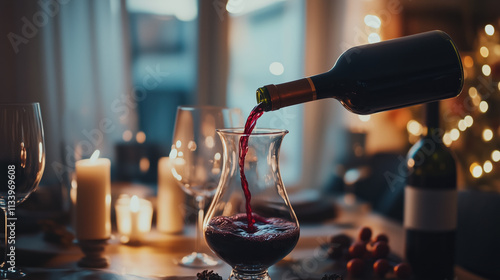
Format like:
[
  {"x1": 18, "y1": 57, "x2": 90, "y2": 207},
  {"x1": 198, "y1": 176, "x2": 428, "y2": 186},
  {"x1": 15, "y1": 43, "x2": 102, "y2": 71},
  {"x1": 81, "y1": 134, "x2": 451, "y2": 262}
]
[{"x1": 238, "y1": 103, "x2": 265, "y2": 232}]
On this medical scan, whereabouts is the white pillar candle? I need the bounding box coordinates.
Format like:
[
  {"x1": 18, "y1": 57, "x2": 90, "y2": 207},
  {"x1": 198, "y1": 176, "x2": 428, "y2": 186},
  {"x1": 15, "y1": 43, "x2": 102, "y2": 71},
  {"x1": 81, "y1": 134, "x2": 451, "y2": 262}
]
[
  {"x1": 115, "y1": 195, "x2": 153, "y2": 243},
  {"x1": 157, "y1": 157, "x2": 185, "y2": 233},
  {"x1": 75, "y1": 150, "x2": 111, "y2": 240}
]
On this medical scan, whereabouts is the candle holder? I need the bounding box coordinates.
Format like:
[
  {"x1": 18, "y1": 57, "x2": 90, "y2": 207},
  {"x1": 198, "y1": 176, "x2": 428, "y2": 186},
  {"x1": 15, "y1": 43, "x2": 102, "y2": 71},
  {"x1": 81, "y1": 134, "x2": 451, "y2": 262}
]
[{"x1": 77, "y1": 239, "x2": 109, "y2": 268}]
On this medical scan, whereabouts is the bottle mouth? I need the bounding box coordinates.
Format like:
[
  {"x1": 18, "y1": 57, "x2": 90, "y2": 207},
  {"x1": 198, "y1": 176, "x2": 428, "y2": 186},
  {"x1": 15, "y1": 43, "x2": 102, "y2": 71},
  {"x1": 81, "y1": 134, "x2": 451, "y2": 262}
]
[{"x1": 216, "y1": 128, "x2": 289, "y2": 136}]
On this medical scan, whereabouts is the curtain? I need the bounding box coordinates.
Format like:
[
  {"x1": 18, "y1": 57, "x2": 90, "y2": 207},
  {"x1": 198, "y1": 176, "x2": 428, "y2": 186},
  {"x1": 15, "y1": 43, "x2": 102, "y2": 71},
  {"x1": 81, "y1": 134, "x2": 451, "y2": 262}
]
[{"x1": 0, "y1": 0, "x2": 137, "y2": 188}]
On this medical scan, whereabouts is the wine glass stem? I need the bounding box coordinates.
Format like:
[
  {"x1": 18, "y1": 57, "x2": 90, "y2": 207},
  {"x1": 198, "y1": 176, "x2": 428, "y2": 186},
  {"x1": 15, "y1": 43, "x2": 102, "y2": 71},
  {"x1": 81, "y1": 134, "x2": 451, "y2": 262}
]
[{"x1": 195, "y1": 195, "x2": 206, "y2": 253}]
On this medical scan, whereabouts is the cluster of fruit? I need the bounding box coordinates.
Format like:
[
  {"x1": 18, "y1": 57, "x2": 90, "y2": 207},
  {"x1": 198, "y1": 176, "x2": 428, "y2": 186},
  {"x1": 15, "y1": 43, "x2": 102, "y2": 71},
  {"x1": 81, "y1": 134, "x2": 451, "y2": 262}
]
[{"x1": 326, "y1": 227, "x2": 412, "y2": 279}]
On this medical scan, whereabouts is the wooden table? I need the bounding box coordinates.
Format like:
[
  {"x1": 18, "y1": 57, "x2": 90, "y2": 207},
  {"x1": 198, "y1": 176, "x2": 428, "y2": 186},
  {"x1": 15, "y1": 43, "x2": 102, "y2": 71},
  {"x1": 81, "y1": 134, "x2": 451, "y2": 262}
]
[{"x1": 17, "y1": 200, "x2": 484, "y2": 280}]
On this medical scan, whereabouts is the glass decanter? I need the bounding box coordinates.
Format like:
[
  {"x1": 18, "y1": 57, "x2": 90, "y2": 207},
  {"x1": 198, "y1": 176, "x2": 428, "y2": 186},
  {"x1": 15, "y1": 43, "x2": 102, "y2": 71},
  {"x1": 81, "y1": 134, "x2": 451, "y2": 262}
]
[{"x1": 204, "y1": 128, "x2": 299, "y2": 280}]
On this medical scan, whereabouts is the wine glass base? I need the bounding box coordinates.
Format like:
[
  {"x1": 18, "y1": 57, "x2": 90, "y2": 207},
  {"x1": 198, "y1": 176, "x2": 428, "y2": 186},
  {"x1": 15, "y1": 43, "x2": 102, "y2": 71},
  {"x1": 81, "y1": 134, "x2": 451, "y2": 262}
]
[
  {"x1": 230, "y1": 269, "x2": 270, "y2": 280},
  {"x1": 0, "y1": 268, "x2": 26, "y2": 279},
  {"x1": 177, "y1": 252, "x2": 220, "y2": 268}
]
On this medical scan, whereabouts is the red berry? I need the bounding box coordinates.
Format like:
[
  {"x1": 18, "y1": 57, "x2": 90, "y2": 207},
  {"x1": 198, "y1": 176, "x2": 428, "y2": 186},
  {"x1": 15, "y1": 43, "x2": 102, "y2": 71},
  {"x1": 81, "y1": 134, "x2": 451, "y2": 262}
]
[
  {"x1": 374, "y1": 233, "x2": 389, "y2": 244},
  {"x1": 358, "y1": 226, "x2": 372, "y2": 242},
  {"x1": 372, "y1": 241, "x2": 390, "y2": 259},
  {"x1": 394, "y1": 263, "x2": 412, "y2": 279},
  {"x1": 348, "y1": 241, "x2": 367, "y2": 259},
  {"x1": 330, "y1": 233, "x2": 352, "y2": 249},
  {"x1": 373, "y1": 259, "x2": 391, "y2": 277},
  {"x1": 347, "y1": 258, "x2": 365, "y2": 277}
]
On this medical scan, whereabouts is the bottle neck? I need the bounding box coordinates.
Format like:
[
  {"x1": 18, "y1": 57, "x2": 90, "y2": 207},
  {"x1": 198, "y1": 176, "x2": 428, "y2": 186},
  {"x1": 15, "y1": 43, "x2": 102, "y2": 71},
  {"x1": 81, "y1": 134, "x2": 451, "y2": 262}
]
[
  {"x1": 425, "y1": 102, "x2": 440, "y2": 132},
  {"x1": 257, "y1": 78, "x2": 317, "y2": 111}
]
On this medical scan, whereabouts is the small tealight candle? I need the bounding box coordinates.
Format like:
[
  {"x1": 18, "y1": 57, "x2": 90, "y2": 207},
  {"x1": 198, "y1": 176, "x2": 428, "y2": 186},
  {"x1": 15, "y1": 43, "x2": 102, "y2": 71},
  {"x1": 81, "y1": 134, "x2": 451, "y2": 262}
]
[{"x1": 115, "y1": 194, "x2": 153, "y2": 244}]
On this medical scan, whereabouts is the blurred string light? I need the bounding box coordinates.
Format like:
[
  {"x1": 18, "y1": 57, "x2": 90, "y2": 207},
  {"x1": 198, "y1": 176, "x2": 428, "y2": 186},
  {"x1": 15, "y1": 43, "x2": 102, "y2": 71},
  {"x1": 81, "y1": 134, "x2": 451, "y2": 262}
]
[
  {"x1": 492, "y1": 150, "x2": 500, "y2": 162},
  {"x1": 482, "y1": 128, "x2": 493, "y2": 141},
  {"x1": 480, "y1": 46, "x2": 489, "y2": 58},
  {"x1": 443, "y1": 132, "x2": 452, "y2": 147},
  {"x1": 458, "y1": 120, "x2": 467, "y2": 131},
  {"x1": 127, "y1": 0, "x2": 197, "y2": 21},
  {"x1": 136, "y1": 131, "x2": 146, "y2": 144},
  {"x1": 364, "y1": 15, "x2": 381, "y2": 44},
  {"x1": 450, "y1": 129, "x2": 460, "y2": 141},
  {"x1": 470, "y1": 162, "x2": 483, "y2": 178},
  {"x1": 358, "y1": 115, "x2": 371, "y2": 122},
  {"x1": 464, "y1": 115, "x2": 474, "y2": 127},
  {"x1": 407, "y1": 120, "x2": 423, "y2": 136},
  {"x1": 479, "y1": 101, "x2": 489, "y2": 113},
  {"x1": 364, "y1": 15, "x2": 381, "y2": 28},
  {"x1": 368, "y1": 33, "x2": 381, "y2": 43},
  {"x1": 485, "y1": 24, "x2": 495, "y2": 36},
  {"x1": 482, "y1": 64, "x2": 491, "y2": 76},
  {"x1": 484, "y1": 160, "x2": 493, "y2": 173},
  {"x1": 269, "y1": 62, "x2": 284, "y2": 76}
]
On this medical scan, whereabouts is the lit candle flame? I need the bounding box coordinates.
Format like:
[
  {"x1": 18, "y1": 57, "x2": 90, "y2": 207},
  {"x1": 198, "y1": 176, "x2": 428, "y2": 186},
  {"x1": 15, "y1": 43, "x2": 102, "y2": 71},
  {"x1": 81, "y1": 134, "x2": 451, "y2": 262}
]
[
  {"x1": 90, "y1": 150, "x2": 100, "y2": 161},
  {"x1": 130, "y1": 195, "x2": 140, "y2": 213}
]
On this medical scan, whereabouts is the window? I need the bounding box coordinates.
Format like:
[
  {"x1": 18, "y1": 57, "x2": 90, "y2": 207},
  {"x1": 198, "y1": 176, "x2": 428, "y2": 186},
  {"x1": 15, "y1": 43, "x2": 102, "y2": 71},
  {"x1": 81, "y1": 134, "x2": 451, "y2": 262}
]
[{"x1": 226, "y1": 0, "x2": 305, "y2": 187}]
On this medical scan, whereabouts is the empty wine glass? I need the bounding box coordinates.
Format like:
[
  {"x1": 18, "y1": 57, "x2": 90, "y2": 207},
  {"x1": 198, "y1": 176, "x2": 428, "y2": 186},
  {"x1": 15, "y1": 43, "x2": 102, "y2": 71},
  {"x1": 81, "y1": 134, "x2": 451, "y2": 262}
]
[
  {"x1": 0, "y1": 103, "x2": 45, "y2": 279},
  {"x1": 170, "y1": 106, "x2": 241, "y2": 267}
]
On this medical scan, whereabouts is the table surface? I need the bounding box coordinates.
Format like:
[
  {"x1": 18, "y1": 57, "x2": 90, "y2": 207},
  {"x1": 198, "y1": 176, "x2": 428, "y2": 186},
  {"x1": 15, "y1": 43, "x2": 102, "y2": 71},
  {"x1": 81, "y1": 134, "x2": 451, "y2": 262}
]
[{"x1": 16, "y1": 200, "x2": 485, "y2": 280}]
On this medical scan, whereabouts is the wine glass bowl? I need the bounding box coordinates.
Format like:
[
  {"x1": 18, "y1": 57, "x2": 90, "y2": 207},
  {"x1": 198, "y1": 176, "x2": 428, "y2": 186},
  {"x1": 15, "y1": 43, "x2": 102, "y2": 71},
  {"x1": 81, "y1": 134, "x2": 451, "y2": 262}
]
[
  {"x1": 0, "y1": 103, "x2": 45, "y2": 279},
  {"x1": 204, "y1": 128, "x2": 299, "y2": 280},
  {"x1": 170, "y1": 106, "x2": 241, "y2": 267}
]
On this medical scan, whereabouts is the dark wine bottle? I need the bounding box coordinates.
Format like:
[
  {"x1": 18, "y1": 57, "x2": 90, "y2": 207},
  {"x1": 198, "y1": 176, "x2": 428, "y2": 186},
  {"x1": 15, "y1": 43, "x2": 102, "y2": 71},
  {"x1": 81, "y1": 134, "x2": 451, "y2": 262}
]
[
  {"x1": 256, "y1": 30, "x2": 463, "y2": 114},
  {"x1": 404, "y1": 101, "x2": 457, "y2": 279}
]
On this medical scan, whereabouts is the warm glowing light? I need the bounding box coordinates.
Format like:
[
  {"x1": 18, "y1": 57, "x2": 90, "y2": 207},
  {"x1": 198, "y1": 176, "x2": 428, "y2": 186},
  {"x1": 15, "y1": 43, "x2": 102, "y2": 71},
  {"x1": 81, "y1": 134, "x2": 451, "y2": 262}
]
[
  {"x1": 358, "y1": 115, "x2": 371, "y2": 122},
  {"x1": 485, "y1": 24, "x2": 495, "y2": 36},
  {"x1": 368, "y1": 33, "x2": 381, "y2": 43},
  {"x1": 136, "y1": 131, "x2": 146, "y2": 144},
  {"x1": 463, "y1": 56, "x2": 474, "y2": 68},
  {"x1": 492, "y1": 150, "x2": 500, "y2": 162},
  {"x1": 482, "y1": 64, "x2": 491, "y2": 76},
  {"x1": 188, "y1": 141, "x2": 197, "y2": 151},
  {"x1": 123, "y1": 130, "x2": 133, "y2": 142},
  {"x1": 464, "y1": 115, "x2": 473, "y2": 127},
  {"x1": 498, "y1": 81, "x2": 500, "y2": 91},
  {"x1": 484, "y1": 160, "x2": 493, "y2": 173},
  {"x1": 471, "y1": 163, "x2": 483, "y2": 178},
  {"x1": 139, "y1": 157, "x2": 150, "y2": 173},
  {"x1": 364, "y1": 15, "x2": 381, "y2": 28},
  {"x1": 178, "y1": 151, "x2": 184, "y2": 157},
  {"x1": 407, "y1": 120, "x2": 423, "y2": 136},
  {"x1": 90, "y1": 150, "x2": 100, "y2": 161},
  {"x1": 169, "y1": 148, "x2": 177, "y2": 159},
  {"x1": 480, "y1": 46, "x2": 489, "y2": 58},
  {"x1": 479, "y1": 101, "x2": 489, "y2": 113},
  {"x1": 176, "y1": 140, "x2": 182, "y2": 148},
  {"x1": 214, "y1": 152, "x2": 221, "y2": 161},
  {"x1": 443, "y1": 133, "x2": 452, "y2": 147},
  {"x1": 458, "y1": 120, "x2": 467, "y2": 131},
  {"x1": 483, "y1": 128, "x2": 493, "y2": 141},
  {"x1": 205, "y1": 136, "x2": 215, "y2": 148},
  {"x1": 130, "y1": 195, "x2": 140, "y2": 213},
  {"x1": 450, "y1": 129, "x2": 460, "y2": 141},
  {"x1": 269, "y1": 62, "x2": 284, "y2": 75},
  {"x1": 171, "y1": 168, "x2": 182, "y2": 181},
  {"x1": 407, "y1": 158, "x2": 415, "y2": 168},
  {"x1": 468, "y1": 87, "x2": 477, "y2": 97}
]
